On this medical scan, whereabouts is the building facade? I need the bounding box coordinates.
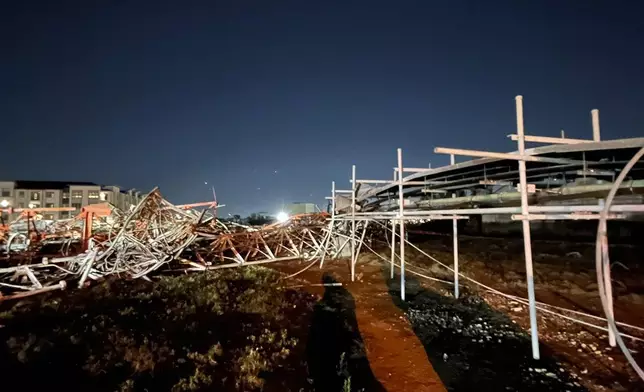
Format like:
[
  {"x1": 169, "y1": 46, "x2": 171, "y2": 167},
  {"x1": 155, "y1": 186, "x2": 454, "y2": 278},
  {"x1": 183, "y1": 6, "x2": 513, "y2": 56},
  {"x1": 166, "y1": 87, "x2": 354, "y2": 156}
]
[
  {"x1": 286, "y1": 202, "x2": 317, "y2": 215},
  {"x1": 0, "y1": 181, "x2": 144, "y2": 221}
]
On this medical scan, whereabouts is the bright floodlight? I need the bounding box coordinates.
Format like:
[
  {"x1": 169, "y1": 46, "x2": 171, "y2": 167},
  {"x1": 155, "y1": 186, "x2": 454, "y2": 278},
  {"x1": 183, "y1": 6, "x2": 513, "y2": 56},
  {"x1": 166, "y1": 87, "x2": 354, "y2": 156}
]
[
  {"x1": 0, "y1": 200, "x2": 8, "y2": 208},
  {"x1": 276, "y1": 211, "x2": 289, "y2": 223}
]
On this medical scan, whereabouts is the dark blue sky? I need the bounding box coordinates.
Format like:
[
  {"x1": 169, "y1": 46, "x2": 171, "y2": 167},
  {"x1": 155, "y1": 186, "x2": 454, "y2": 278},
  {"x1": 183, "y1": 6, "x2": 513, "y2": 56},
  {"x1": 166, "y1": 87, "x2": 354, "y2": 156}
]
[{"x1": 2, "y1": 1, "x2": 643, "y2": 215}]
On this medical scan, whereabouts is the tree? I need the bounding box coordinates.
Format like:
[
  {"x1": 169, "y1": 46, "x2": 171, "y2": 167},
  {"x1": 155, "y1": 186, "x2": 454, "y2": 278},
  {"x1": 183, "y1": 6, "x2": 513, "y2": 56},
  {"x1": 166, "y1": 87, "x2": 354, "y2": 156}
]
[{"x1": 247, "y1": 213, "x2": 273, "y2": 226}]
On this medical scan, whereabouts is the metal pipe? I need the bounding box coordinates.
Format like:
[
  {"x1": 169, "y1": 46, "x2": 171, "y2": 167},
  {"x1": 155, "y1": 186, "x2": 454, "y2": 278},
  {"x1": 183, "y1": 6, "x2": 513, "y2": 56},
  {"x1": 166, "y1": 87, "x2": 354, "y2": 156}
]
[
  {"x1": 353, "y1": 180, "x2": 441, "y2": 185},
  {"x1": 516, "y1": 95, "x2": 540, "y2": 360},
  {"x1": 346, "y1": 203, "x2": 644, "y2": 217},
  {"x1": 512, "y1": 213, "x2": 626, "y2": 221},
  {"x1": 435, "y1": 146, "x2": 587, "y2": 165},
  {"x1": 599, "y1": 199, "x2": 616, "y2": 347},
  {"x1": 333, "y1": 215, "x2": 469, "y2": 221},
  {"x1": 592, "y1": 109, "x2": 601, "y2": 142},
  {"x1": 397, "y1": 148, "x2": 406, "y2": 301},
  {"x1": 596, "y1": 147, "x2": 644, "y2": 380},
  {"x1": 390, "y1": 219, "x2": 396, "y2": 279},
  {"x1": 507, "y1": 134, "x2": 591, "y2": 144},
  {"x1": 317, "y1": 207, "x2": 333, "y2": 268},
  {"x1": 351, "y1": 165, "x2": 356, "y2": 281},
  {"x1": 394, "y1": 167, "x2": 440, "y2": 172},
  {"x1": 354, "y1": 179, "x2": 396, "y2": 184},
  {"x1": 452, "y1": 194, "x2": 459, "y2": 299},
  {"x1": 203, "y1": 255, "x2": 301, "y2": 270},
  {"x1": 354, "y1": 221, "x2": 369, "y2": 274},
  {"x1": 0, "y1": 281, "x2": 66, "y2": 302}
]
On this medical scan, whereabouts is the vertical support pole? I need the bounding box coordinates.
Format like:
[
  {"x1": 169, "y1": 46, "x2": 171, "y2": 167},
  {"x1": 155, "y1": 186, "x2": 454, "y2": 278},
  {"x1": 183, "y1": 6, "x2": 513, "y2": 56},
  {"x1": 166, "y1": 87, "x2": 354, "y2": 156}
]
[
  {"x1": 591, "y1": 109, "x2": 601, "y2": 142},
  {"x1": 452, "y1": 194, "x2": 459, "y2": 299},
  {"x1": 82, "y1": 211, "x2": 94, "y2": 251},
  {"x1": 598, "y1": 199, "x2": 616, "y2": 347},
  {"x1": 320, "y1": 182, "x2": 335, "y2": 267},
  {"x1": 390, "y1": 219, "x2": 396, "y2": 279},
  {"x1": 331, "y1": 181, "x2": 336, "y2": 219},
  {"x1": 516, "y1": 95, "x2": 540, "y2": 360},
  {"x1": 450, "y1": 154, "x2": 455, "y2": 166},
  {"x1": 26, "y1": 213, "x2": 31, "y2": 245},
  {"x1": 354, "y1": 221, "x2": 369, "y2": 265},
  {"x1": 560, "y1": 129, "x2": 565, "y2": 139},
  {"x1": 351, "y1": 165, "x2": 356, "y2": 281},
  {"x1": 397, "y1": 148, "x2": 406, "y2": 301}
]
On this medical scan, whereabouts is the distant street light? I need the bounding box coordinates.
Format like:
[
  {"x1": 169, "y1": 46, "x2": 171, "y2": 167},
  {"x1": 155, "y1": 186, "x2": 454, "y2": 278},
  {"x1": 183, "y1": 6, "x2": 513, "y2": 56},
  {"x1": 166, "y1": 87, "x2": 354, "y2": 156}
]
[{"x1": 0, "y1": 200, "x2": 8, "y2": 208}]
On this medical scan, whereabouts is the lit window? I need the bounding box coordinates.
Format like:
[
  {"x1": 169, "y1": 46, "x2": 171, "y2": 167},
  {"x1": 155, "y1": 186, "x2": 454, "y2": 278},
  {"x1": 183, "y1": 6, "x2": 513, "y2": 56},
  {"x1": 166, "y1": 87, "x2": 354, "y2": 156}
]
[
  {"x1": 45, "y1": 191, "x2": 55, "y2": 198},
  {"x1": 71, "y1": 191, "x2": 83, "y2": 199},
  {"x1": 88, "y1": 191, "x2": 100, "y2": 199},
  {"x1": 30, "y1": 192, "x2": 40, "y2": 201},
  {"x1": 45, "y1": 203, "x2": 55, "y2": 208},
  {"x1": 100, "y1": 192, "x2": 107, "y2": 201}
]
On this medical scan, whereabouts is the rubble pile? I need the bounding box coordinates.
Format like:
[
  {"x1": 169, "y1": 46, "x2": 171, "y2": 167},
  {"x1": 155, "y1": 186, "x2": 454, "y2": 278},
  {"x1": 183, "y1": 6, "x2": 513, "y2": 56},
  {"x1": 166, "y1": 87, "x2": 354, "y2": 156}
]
[{"x1": 0, "y1": 189, "x2": 330, "y2": 301}]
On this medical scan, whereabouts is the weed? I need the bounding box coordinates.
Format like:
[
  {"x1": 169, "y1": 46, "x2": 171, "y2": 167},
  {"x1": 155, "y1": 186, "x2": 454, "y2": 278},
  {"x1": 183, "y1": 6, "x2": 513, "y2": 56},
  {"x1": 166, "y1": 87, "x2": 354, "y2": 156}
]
[
  {"x1": 172, "y1": 343, "x2": 223, "y2": 391},
  {"x1": 0, "y1": 266, "x2": 314, "y2": 391}
]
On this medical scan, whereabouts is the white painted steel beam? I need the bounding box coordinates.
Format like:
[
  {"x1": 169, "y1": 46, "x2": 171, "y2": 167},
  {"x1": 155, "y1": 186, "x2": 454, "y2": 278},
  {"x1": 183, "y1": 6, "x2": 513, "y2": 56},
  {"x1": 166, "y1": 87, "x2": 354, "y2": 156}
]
[
  {"x1": 592, "y1": 109, "x2": 601, "y2": 142},
  {"x1": 512, "y1": 213, "x2": 627, "y2": 220},
  {"x1": 515, "y1": 95, "x2": 540, "y2": 360},
  {"x1": 434, "y1": 146, "x2": 586, "y2": 165},
  {"x1": 351, "y1": 166, "x2": 356, "y2": 282},
  {"x1": 397, "y1": 148, "x2": 406, "y2": 301},
  {"x1": 452, "y1": 193, "x2": 459, "y2": 299},
  {"x1": 507, "y1": 134, "x2": 592, "y2": 144},
  {"x1": 343, "y1": 204, "x2": 644, "y2": 217}
]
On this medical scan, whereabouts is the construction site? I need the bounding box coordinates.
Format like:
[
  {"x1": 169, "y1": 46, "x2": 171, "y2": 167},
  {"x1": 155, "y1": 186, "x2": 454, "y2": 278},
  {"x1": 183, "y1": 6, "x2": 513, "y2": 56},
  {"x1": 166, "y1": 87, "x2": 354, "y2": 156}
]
[{"x1": 1, "y1": 96, "x2": 644, "y2": 391}]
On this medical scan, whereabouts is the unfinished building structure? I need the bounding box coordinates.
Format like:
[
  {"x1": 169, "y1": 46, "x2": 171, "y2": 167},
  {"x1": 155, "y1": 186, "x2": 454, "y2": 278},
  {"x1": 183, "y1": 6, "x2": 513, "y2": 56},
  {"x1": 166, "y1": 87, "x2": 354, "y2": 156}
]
[{"x1": 326, "y1": 95, "x2": 644, "y2": 379}]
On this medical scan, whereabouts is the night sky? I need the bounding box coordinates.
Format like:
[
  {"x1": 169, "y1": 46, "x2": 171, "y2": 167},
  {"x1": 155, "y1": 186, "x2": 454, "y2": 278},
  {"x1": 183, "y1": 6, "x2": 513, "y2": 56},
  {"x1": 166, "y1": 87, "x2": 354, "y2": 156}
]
[{"x1": 2, "y1": 1, "x2": 643, "y2": 216}]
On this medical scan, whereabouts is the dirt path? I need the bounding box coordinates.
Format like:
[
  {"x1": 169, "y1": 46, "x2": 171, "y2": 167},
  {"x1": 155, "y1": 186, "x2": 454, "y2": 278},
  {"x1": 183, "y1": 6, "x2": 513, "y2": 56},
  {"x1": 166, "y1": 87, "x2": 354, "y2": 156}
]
[
  {"x1": 349, "y1": 278, "x2": 447, "y2": 392},
  {"x1": 277, "y1": 259, "x2": 447, "y2": 392},
  {"x1": 275, "y1": 254, "x2": 594, "y2": 391}
]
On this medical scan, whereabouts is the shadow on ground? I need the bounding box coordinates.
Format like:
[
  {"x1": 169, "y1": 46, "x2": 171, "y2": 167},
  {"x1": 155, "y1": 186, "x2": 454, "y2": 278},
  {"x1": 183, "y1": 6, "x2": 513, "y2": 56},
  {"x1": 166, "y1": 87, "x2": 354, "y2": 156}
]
[
  {"x1": 385, "y1": 271, "x2": 587, "y2": 392},
  {"x1": 306, "y1": 273, "x2": 386, "y2": 392}
]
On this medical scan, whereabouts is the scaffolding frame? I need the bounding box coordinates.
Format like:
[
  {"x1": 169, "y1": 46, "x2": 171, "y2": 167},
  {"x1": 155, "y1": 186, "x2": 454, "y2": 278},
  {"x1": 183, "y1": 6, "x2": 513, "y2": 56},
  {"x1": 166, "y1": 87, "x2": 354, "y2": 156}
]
[{"x1": 325, "y1": 96, "x2": 644, "y2": 371}]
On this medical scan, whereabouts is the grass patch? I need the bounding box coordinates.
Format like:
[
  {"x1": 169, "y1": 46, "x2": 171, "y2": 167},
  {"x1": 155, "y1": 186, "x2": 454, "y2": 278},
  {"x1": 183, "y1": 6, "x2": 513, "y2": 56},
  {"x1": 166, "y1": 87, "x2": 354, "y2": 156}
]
[{"x1": 0, "y1": 267, "x2": 316, "y2": 391}]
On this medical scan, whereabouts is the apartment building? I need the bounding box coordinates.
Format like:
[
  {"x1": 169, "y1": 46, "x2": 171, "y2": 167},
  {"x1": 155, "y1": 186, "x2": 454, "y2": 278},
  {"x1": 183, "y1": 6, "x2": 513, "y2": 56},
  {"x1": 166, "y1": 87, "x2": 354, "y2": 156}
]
[
  {"x1": 286, "y1": 202, "x2": 318, "y2": 215},
  {"x1": 0, "y1": 181, "x2": 144, "y2": 221}
]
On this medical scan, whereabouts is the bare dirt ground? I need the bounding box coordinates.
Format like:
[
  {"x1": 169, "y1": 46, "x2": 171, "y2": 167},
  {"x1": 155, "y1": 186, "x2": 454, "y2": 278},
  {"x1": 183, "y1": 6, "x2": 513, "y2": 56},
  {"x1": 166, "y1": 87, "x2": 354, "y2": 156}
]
[
  {"x1": 394, "y1": 233, "x2": 644, "y2": 391},
  {"x1": 279, "y1": 257, "x2": 588, "y2": 391}
]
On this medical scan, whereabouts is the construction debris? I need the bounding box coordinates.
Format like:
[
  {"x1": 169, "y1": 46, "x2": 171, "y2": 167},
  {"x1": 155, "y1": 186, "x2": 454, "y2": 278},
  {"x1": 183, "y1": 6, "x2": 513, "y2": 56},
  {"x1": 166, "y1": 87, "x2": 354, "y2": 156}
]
[{"x1": 0, "y1": 188, "x2": 331, "y2": 301}]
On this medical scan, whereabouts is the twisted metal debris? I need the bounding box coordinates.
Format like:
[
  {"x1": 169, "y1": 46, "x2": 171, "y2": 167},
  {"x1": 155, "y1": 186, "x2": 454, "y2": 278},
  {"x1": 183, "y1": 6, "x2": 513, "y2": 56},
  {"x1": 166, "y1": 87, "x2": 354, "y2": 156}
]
[{"x1": 0, "y1": 189, "x2": 332, "y2": 301}]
